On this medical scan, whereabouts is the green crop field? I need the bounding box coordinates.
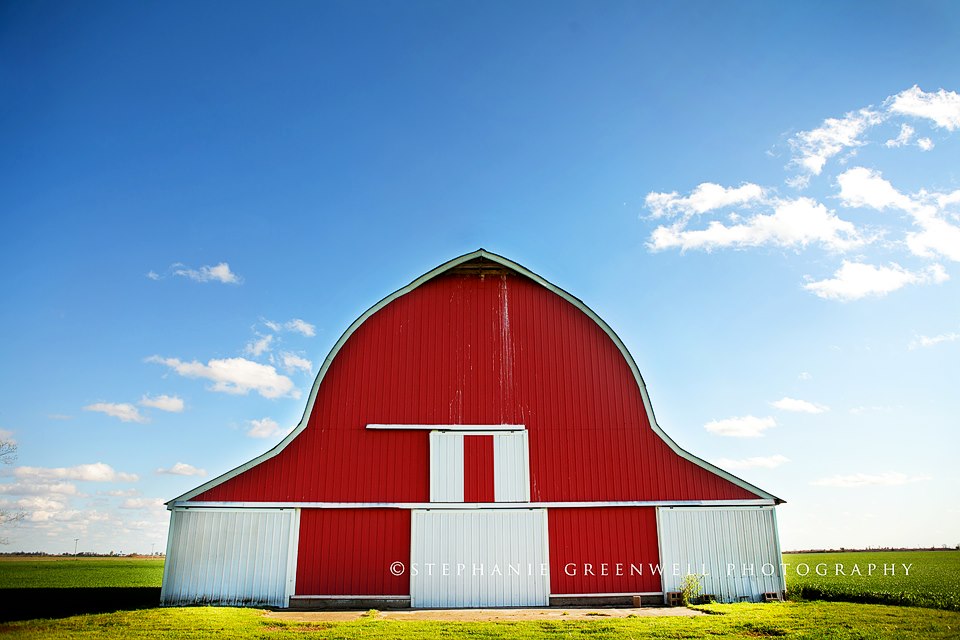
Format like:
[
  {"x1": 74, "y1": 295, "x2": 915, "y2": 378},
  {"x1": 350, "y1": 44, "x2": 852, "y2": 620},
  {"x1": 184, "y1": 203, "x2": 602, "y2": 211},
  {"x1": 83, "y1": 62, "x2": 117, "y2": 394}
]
[
  {"x1": 784, "y1": 550, "x2": 960, "y2": 611},
  {"x1": 0, "y1": 556, "x2": 164, "y2": 589}
]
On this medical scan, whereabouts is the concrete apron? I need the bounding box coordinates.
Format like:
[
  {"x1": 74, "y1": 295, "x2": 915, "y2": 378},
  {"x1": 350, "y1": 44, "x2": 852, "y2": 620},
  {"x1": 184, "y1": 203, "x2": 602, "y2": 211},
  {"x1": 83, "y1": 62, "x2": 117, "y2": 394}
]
[{"x1": 266, "y1": 606, "x2": 706, "y2": 622}]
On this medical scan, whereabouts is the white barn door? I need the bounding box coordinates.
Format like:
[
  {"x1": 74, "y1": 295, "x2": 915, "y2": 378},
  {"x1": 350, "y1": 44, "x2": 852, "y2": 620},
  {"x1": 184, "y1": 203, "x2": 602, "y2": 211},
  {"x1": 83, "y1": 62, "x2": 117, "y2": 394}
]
[
  {"x1": 657, "y1": 506, "x2": 784, "y2": 603},
  {"x1": 161, "y1": 508, "x2": 300, "y2": 607},
  {"x1": 410, "y1": 509, "x2": 549, "y2": 607}
]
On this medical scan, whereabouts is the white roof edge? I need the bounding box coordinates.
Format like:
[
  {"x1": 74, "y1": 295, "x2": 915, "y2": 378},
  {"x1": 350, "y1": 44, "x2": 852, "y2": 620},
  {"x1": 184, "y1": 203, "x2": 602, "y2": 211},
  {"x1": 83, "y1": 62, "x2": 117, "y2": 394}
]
[{"x1": 169, "y1": 248, "x2": 782, "y2": 507}]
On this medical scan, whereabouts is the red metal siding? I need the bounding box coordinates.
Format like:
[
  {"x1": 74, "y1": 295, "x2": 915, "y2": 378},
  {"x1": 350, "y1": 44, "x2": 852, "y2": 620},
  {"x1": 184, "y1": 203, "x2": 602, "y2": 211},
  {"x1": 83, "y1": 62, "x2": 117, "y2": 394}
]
[
  {"x1": 296, "y1": 509, "x2": 410, "y2": 595},
  {"x1": 463, "y1": 435, "x2": 494, "y2": 503},
  {"x1": 196, "y1": 269, "x2": 759, "y2": 503},
  {"x1": 548, "y1": 507, "x2": 661, "y2": 594}
]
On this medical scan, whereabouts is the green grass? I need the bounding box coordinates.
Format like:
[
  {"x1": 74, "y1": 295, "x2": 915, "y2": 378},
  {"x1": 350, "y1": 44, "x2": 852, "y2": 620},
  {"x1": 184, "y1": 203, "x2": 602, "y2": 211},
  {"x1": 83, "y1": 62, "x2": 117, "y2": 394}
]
[
  {"x1": 0, "y1": 556, "x2": 164, "y2": 589},
  {"x1": 2, "y1": 602, "x2": 959, "y2": 639},
  {"x1": 784, "y1": 550, "x2": 960, "y2": 611}
]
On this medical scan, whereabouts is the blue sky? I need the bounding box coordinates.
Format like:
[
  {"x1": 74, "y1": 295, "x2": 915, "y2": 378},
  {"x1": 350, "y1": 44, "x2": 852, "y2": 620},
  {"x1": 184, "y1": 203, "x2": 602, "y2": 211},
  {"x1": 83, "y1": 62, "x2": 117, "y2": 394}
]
[{"x1": 1, "y1": 1, "x2": 958, "y2": 554}]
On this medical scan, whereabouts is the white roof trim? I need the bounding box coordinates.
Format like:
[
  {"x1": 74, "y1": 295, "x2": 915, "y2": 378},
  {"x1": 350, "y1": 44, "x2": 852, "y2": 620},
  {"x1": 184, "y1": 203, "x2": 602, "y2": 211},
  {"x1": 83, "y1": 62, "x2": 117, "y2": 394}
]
[
  {"x1": 367, "y1": 424, "x2": 525, "y2": 431},
  {"x1": 171, "y1": 499, "x2": 777, "y2": 510},
  {"x1": 169, "y1": 249, "x2": 782, "y2": 506}
]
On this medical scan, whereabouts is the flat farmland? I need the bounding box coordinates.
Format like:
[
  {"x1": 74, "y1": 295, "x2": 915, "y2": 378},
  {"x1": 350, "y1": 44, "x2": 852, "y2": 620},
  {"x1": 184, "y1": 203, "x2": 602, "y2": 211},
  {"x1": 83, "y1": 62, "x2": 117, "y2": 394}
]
[
  {"x1": 783, "y1": 550, "x2": 960, "y2": 611},
  {"x1": 0, "y1": 555, "x2": 164, "y2": 588}
]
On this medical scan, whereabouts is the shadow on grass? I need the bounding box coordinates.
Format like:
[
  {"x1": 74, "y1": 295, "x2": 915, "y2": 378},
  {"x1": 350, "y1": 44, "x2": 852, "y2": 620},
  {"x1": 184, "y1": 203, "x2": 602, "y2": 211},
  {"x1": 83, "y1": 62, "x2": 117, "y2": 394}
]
[{"x1": 0, "y1": 587, "x2": 161, "y2": 622}]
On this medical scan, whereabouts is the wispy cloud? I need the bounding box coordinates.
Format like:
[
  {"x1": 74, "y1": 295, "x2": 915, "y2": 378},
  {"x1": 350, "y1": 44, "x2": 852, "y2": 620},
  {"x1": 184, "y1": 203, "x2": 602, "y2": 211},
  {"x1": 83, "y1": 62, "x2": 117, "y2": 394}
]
[
  {"x1": 909, "y1": 331, "x2": 960, "y2": 349},
  {"x1": 704, "y1": 415, "x2": 776, "y2": 438},
  {"x1": 645, "y1": 183, "x2": 765, "y2": 220},
  {"x1": 714, "y1": 454, "x2": 789, "y2": 470},
  {"x1": 278, "y1": 352, "x2": 312, "y2": 374},
  {"x1": 147, "y1": 355, "x2": 298, "y2": 399},
  {"x1": 171, "y1": 262, "x2": 241, "y2": 284},
  {"x1": 139, "y1": 394, "x2": 184, "y2": 413},
  {"x1": 119, "y1": 498, "x2": 164, "y2": 510},
  {"x1": 771, "y1": 397, "x2": 828, "y2": 414},
  {"x1": 789, "y1": 108, "x2": 883, "y2": 175},
  {"x1": 803, "y1": 261, "x2": 948, "y2": 301},
  {"x1": 83, "y1": 402, "x2": 147, "y2": 424},
  {"x1": 12, "y1": 462, "x2": 138, "y2": 483},
  {"x1": 246, "y1": 417, "x2": 291, "y2": 439},
  {"x1": 155, "y1": 462, "x2": 206, "y2": 476},
  {"x1": 264, "y1": 318, "x2": 316, "y2": 337},
  {"x1": 812, "y1": 472, "x2": 932, "y2": 488},
  {"x1": 244, "y1": 334, "x2": 274, "y2": 357}
]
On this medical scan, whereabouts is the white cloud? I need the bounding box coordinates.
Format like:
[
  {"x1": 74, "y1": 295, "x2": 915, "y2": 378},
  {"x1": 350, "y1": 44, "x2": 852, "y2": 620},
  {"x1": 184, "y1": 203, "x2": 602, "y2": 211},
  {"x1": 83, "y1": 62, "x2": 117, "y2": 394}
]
[
  {"x1": 247, "y1": 417, "x2": 291, "y2": 439},
  {"x1": 645, "y1": 183, "x2": 765, "y2": 219},
  {"x1": 648, "y1": 197, "x2": 864, "y2": 253},
  {"x1": 771, "y1": 397, "x2": 828, "y2": 414},
  {"x1": 884, "y1": 123, "x2": 914, "y2": 148},
  {"x1": 804, "y1": 261, "x2": 948, "y2": 301},
  {"x1": 155, "y1": 462, "x2": 206, "y2": 476},
  {"x1": 887, "y1": 86, "x2": 960, "y2": 131},
  {"x1": 146, "y1": 270, "x2": 161, "y2": 281},
  {"x1": 836, "y1": 167, "x2": 919, "y2": 213},
  {"x1": 286, "y1": 318, "x2": 316, "y2": 337},
  {"x1": 244, "y1": 334, "x2": 274, "y2": 357},
  {"x1": 139, "y1": 394, "x2": 184, "y2": 413},
  {"x1": 906, "y1": 218, "x2": 960, "y2": 262},
  {"x1": 714, "y1": 455, "x2": 790, "y2": 470},
  {"x1": 798, "y1": 372, "x2": 812, "y2": 381},
  {"x1": 83, "y1": 402, "x2": 147, "y2": 424},
  {"x1": 120, "y1": 497, "x2": 165, "y2": 510},
  {"x1": 811, "y1": 472, "x2": 932, "y2": 488},
  {"x1": 909, "y1": 331, "x2": 960, "y2": 349},
  {"x1": 789, "y1": 108, "x2": 883, "y2": 175},
  {"x1": 917, "y1": 137, "x2": 934, "y2": 151},
  {"x1": 704, "y1": 415, "x2": 776, "y2": 438},
  {"x1": 264, "y1": 318, "x2": 317, "y2": 337},
  {"x1": 172, "y1": 262, "x2": 242, "y2": 284},
  {"x1": 147, "y1": 355, "x2": 298, "y2": 399},
  {"x1": 13, "y1": 462, "x2": 138, "y2": 483},
  {"x1": 0, "y1": 481, "x2": 80, "y2": 496},
  {"x1": 837, "y1": 167, "x2": 960, "y2": 262},
  {"x1": 279, "y1": 352, "x2": 313, "y2": 374},
  {"x1": 101, "y1": 488, "x2": 140, "y2": 497}
]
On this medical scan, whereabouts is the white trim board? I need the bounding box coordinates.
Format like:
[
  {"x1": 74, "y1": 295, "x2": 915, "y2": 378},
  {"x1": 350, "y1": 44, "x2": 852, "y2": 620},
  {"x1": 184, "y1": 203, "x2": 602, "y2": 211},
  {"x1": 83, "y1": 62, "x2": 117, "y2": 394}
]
[
  {"x1": 171, "y1": 499, "x2": 777, "y2": 510},
  {"x1": 368, "y1": 424, "x2": 526, "y2": 431},
  {"x1": 168, "y1": 249, "x2": 782, "y2": 506}
]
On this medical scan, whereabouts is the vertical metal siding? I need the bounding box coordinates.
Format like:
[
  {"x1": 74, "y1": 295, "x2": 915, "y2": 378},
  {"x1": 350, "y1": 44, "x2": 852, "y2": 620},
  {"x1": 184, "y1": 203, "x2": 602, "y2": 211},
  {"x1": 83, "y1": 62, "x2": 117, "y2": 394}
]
[
  {"x1": 161, "y1": 508, "x2": 298, "y2": 607},
  {"x1": 463, "y1": 435, "x2": 495, "y2": 503},
  {"x1": 548, "y1": 507, "x2": 661, "y2": 594},
  {"x1": 195, "y1": 271, "x2": 759, "y2": 503},
  {"x1": 295, "y1": 508, "x2": 410, "y2": 595},
  {"x1": 493, "y1": 431, "x2": 530, "y2": 502},
  {"x1": 657, "y1": 507, "x2": 784, "y2": 603},
  {"x1": 430, "y1": 431, "x2": 463, "y2": 502},
  {"x1": 411, "y1": 509, "x2": 549, "y2": 607}
]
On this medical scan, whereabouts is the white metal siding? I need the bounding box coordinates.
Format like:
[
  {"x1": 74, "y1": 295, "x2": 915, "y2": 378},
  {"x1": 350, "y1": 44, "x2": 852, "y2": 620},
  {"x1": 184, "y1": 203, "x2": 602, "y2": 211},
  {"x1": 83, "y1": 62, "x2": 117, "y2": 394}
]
[
  {"x1": 493, "y1": 431, "x2": 530, "y2": 502},
  {"x1": 657, "y1": 506, "x2": 784, "y2": 603},
  {"x1": 161, "y1": 508, "x2": 299, "y2": 607},
  {"x1": 429, "y1": 432, "x2": 464, "y2": 501},
  {"x1": 410, "y1": 509, "x2": 549, "y2": 607}
]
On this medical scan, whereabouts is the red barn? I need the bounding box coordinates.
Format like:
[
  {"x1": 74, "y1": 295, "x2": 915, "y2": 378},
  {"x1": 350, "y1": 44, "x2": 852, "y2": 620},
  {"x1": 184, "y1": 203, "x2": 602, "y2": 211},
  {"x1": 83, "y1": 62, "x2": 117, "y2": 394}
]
[{"x1": 161, "y1": 249, "x2": 785, "y2": 608}]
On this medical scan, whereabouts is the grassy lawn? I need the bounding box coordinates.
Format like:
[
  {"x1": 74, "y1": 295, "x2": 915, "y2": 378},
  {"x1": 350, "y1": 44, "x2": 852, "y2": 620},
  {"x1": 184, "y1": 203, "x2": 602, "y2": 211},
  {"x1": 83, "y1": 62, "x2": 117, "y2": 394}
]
[
  {"x1": 0, "y1": 556, "x2": 164, "y2": 589},
  {"x1": 784, "y1": 550, "x2": 960, "y2": 611},
  {"x1": 1, "y1": 602, "x2": 959, "y2": 639}
]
